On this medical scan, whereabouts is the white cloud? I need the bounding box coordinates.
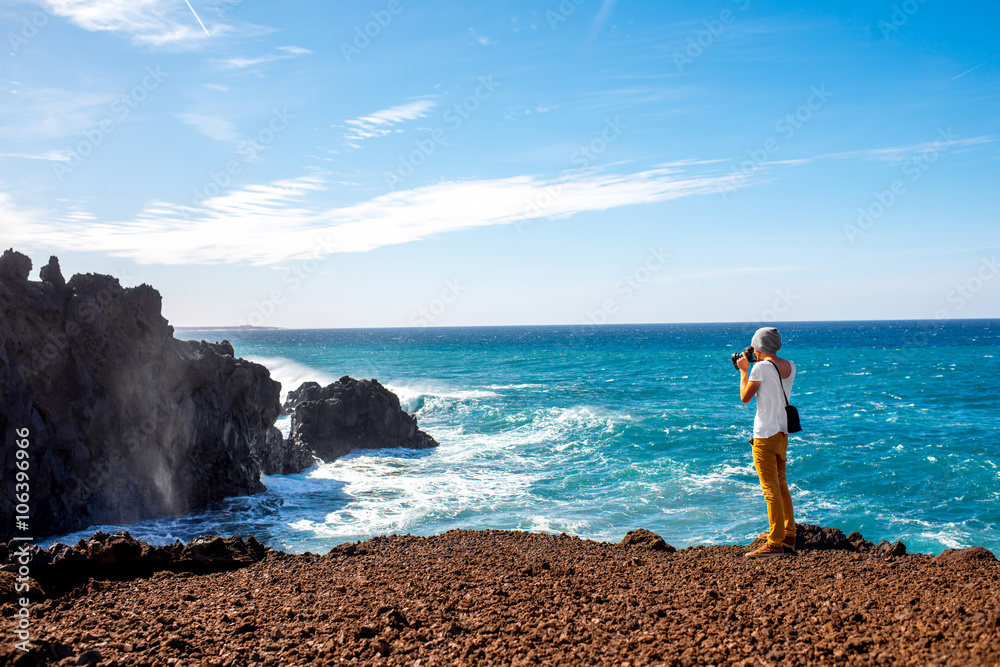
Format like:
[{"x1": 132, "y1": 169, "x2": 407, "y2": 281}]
[
  {"x1": 40, "y1": 0, "x2": 213, "y2": 47},
  {"x1": 468, "y1": 28, "x2": 497, "y2": 46},
  {"x1": 222, "y1": 45, "x2": 312, "y2": 68},
  {"x1": 340, "y1": 100, "x2": 436, "y2": 146},
  {"x1": 176, "y1": 113, "x2": 240, "y2": 141},
  {"x1": 5, "y1": 163, "x2": 745, "y2": 265}
]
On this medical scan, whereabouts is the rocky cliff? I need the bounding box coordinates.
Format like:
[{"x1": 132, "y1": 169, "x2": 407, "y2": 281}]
[{"x1": 0, "y1": 250, "x2": 280, "y2": 540}]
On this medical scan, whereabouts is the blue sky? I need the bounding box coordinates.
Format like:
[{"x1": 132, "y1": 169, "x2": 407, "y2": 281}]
[{"x1": 1, "y1": 0, "x2": 998, "y2": 327}]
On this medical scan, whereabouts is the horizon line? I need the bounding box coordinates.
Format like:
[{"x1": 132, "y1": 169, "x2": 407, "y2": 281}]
[{"x1": 173, "y1": 317, "x2": 1000, "y2": 331}]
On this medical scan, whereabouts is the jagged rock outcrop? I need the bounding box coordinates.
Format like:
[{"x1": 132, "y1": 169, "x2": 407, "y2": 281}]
[
  {"x1": 286, "y1": 376, "x2": 438, "y2": 464},
  {"x1": 0, "y1": 530, "x2": 269, "y2": 598},
  {"x1": 281, "y1": 381, "x2": 321, "y2": 415},
  {"x1": 250, "y1": 425, "x2": 315, "y2": 475},
  {"x1": 0, "y1": 250, "x2": 280, "y2": 540},
  {"x1": 747, "y1": 524, "x2": 908, "y2": 557}
]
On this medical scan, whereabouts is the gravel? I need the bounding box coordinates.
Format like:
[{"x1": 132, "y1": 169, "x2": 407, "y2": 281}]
[{"x1": 4, "y1": 529, "x2": 999, "y2": 666}]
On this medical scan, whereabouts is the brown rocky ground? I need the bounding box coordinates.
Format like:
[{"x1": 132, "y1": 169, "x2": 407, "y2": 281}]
[{"x1": 3, "y1": 529, "x2": 999, "y2": 666}]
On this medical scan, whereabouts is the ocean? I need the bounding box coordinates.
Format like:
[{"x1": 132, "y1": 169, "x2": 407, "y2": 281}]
[{"x1": 45, "y1": 320, "x2": 1000, "y2": 556}]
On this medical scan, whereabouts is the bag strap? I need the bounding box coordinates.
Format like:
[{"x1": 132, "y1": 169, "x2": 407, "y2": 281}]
[{"x1": 767, "y1": 360, "x2": 790, "y2": 406}]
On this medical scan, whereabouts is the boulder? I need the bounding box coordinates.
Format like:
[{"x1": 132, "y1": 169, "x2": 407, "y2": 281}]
[
  {"x1": 873, "y1": 540, "x2": 907, "y2": 558},
  {"x1": 250, "y1": 425, "x2": 315, "y2": 475},
  {"x1": 287, "y1": 376, "x2": 438, "y2": 462},
  {"x1": 620, "y1": 528, "x2": 675, "y2": 552},
  {"x1": 0, "y1": 250, "x2": 280, "y2": 540}
]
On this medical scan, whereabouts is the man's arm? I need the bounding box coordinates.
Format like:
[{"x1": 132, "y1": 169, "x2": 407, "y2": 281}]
[{"x1": 737, "y1": 357, "x2": 759, "y2": 403}]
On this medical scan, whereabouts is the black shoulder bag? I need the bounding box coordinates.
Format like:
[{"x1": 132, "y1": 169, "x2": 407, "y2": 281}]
[{"x1": 768, "y1": 360, "x2": 802, "y2": 434}]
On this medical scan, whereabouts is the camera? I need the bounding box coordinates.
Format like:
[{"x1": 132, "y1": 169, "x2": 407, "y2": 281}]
[{"x1": 731, "y1": 346, "x2": 757, "y2": 369}]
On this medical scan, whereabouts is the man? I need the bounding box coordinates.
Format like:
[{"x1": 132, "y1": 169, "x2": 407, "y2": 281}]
[{"x1": 736, "y1": 326, "x2": 797, "y2": 559}]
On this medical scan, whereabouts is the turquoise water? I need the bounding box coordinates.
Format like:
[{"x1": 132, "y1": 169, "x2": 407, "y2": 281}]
[{"x1": 46, "y1": 321, "x2": 1000, "y2": 555}]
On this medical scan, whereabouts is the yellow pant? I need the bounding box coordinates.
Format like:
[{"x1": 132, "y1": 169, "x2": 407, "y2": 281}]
[{"x1": 752, "y1": 432, "x2": 796, "y2": 548}]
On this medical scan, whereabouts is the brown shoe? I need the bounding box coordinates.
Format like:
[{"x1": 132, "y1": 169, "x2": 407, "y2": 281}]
[
  {"x1": 745, "y1": 543, "x2": 785, "y2": 559},
  {"x1": 758, "y1": 532, "x2": 796, "y2": 549}
]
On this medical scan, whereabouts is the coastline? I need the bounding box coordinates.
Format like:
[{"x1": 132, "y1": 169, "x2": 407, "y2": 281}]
[{"x1": 4, "y1": 528, "x2": 998, "y2": 666}]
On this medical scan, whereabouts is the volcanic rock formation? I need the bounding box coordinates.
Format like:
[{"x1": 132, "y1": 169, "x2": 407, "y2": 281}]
[
  {"x1": 0, "y1": 249, "x2": 280, "y2": 540},
  {"x1": 285, "y1": 376, "x2": 438, "y2": 464}
]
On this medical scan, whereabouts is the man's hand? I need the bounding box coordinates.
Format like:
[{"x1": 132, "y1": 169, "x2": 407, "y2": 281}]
[{"x1": 736, "y1": 354, "x2": 750, "y2": 372}]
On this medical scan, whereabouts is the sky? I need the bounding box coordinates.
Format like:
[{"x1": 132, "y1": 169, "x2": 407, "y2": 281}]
[{"x1": 1, "y1": 0, "x2": 998, "y2": 328}]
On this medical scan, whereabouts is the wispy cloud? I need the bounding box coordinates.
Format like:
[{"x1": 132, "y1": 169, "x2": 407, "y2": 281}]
[
  {"x1": 586, "y1": 0, "x2": 618, "y2": 45},
  {"x1": 0, "y1": 87, "x2": 113, "y2": 140},
  {"x1": 749, "y1": 136, "x2": 996, "y2": 171},
  {"x1": 0, "y1": 150, "x2": 72, "y2": 162},
  {"x1": 222, "y1": 45, "x2": 311, "y2": 68},
  {"x1": 817, "y1": 136, "x2": 995, "y2": 164},
  {"x1": 176, "y1": 112, "x2": 240, "y2": 141},
  {"x1": 340, "y1": 100, "x2": 437, "y2": 147},
  {"x1": 5, "y1": 163, "x2": 744, "y2": 265}
]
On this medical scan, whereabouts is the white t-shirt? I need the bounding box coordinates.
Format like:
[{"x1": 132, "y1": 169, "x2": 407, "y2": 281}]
[{"x1": 749, "y1": 359, "x2": 796, "y2": 438}]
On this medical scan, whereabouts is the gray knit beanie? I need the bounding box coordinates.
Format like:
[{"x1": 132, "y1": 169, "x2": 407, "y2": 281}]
[{"x1": 751, "y1": 327, "x2": 781, "y2": 353}]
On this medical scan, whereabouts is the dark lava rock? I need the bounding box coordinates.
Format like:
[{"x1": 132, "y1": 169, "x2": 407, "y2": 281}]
[
  {"x1": 933, "y1": 546, "x2": 997, "y2": 564},
  {"x1": 620, "y1": 528, "x2": 676, "y2": 552},
  {"x1": 874, "y1": 539, "x2": 907, "y2": 558},
  {"x1": 847, "y1": 530, "x2": 875, "y2": 553},
  {"x1": 0, "y1": 250, "x2": 281, "y2": 540},
  {"x1": 281, "y1": 381, "x2": 322, "y2": 415},
  {"x1": 746, "y1": 524, "x2": 878, "y2": 552},
  {"x1": 1, "y1": 530, "x2": 269, "y2": 596},
  {"x1": 795, "y1": 523, "x2": 856, "y2": 550},
  {"x1": 250, "y1": 425, "x2": 315, "y2": 475},
  {"x1": 39, "y1": 255, "x2": 66, "y2": 289},
  {"x1": 287, "y1": 376, "x2": 438, "y2": 462},
  {"x1": 0, "y1": 248, "x2": 31, "y2": 280}
]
